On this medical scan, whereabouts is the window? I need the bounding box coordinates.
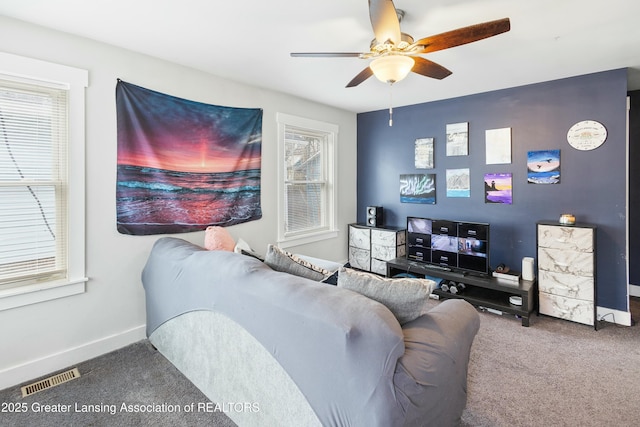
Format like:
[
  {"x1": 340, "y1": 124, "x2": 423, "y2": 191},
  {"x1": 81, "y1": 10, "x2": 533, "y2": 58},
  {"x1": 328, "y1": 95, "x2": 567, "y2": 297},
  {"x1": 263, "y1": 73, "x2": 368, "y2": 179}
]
[
  {"x1": 0, "y1": 52, "x2": 87, "y2": 310},
  {"x1": 0, "y1": 80, "x2": 67, "y2": 284},
  {"x1": 277, "y1": 113, "x2": 338, "y2": 248}
]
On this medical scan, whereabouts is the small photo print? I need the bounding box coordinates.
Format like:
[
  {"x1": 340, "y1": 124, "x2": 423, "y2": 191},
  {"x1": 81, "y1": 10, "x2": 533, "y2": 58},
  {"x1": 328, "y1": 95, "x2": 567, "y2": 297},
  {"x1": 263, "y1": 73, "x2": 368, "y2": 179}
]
[
  {"x1": 528, "y1": 150, "x2": 560, "y2": 184},
  {"x1": 485, "y1": 173, "x2": 512, "y2": 204},
  {"x1": 400, "y1": 174, "x2": 436, "y2": 204}
]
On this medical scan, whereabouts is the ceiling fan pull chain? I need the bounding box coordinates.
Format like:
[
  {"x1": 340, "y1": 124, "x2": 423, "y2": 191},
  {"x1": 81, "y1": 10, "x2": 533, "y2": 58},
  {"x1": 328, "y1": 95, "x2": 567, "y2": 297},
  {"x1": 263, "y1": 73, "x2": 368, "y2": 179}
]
[{"x1": 389, "y1": 85, "x2": 393, "y2": 126}]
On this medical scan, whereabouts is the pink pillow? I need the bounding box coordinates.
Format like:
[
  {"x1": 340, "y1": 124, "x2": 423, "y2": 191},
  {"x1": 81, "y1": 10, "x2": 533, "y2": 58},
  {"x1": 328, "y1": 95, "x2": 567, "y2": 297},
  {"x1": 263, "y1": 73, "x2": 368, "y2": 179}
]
[{"x1": 204, "y1": 226, "x2": 235, "y2": 251}]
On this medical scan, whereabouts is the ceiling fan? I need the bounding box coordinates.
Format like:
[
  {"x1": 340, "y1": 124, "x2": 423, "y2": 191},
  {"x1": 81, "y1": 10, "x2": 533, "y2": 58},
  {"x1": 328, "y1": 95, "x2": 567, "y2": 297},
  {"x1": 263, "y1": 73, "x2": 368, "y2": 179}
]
[{"x1": 291, "y1": 0, "x2": 511, "y2": 88}]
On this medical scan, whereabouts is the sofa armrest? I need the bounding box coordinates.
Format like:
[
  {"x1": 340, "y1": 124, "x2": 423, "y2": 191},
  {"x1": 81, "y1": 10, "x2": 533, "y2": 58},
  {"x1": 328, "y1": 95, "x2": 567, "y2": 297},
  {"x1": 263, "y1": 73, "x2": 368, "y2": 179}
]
[
  {"x1": 394, "y1": 299, "x2": 480, "y2": 426},
  {"x1": 399, "y1": 299, "x2": 479, "y2": 384}
]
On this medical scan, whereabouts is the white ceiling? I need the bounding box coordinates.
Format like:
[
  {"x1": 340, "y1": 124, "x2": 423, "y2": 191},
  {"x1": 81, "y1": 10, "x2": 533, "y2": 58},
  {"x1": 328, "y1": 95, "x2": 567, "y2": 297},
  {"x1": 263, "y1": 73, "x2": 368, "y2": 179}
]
[{"x1": 1, "y1": 0, "x2": 638, "y2": 113}]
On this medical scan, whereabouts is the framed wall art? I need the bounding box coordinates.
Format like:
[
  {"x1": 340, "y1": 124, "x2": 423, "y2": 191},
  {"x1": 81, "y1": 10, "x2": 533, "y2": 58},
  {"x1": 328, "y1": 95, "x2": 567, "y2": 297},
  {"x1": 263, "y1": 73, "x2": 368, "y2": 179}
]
[
  {"x1": 400, "y1": 174, "x2": 436, "y2": 204},
  {"x1": 415, "y1": 137, "x2": 434, "y2": 169},
  {"x1": 527, "y1": 150, "x2": 560, "y2": 184},
  {"x1": 446, "y1": 168, "x2": 470, "y2": 197},
  {"x1": 486, "y1": 127, "x2": 512, "y2": 164},
  {"x1": 446, "y1": 122, "x2": 469, "y2": 156},
  {"x1": 484, "y1": 172, "x2": 513, "y2": 204}
]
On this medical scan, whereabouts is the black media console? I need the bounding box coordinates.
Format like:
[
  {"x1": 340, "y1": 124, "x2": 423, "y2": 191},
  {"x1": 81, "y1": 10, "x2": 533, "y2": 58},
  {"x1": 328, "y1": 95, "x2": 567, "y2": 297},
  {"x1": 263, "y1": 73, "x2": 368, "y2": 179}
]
[{"x1": 386, "y1": 257, "x2": 537, "y2": 327}]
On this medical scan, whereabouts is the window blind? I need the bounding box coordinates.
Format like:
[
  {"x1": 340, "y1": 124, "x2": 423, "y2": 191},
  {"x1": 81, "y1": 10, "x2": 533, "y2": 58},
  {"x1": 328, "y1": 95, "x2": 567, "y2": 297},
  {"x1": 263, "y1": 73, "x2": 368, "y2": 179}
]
[
  {"x1": 0, "y1": 79, "x2": 68, "y2": 285},
  {"x1": 284, "y1": 127, "x2": 326, "y2": 235}
]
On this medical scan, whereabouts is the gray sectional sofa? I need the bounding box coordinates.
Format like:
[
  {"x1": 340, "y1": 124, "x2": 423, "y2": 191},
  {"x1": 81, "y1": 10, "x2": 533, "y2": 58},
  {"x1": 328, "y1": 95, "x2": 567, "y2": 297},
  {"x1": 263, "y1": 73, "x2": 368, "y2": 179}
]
[{"x1": 142, "y1": 237, "x2": 480, "y2": 426}]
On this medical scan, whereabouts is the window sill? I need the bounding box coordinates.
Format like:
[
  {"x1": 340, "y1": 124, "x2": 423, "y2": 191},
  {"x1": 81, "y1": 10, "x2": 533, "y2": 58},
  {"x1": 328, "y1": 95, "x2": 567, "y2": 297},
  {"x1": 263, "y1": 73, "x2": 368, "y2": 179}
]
[
  {"x1": 278, "y1": 229, "x2": 339, "y2": 249},
  {"x1": 0, "y1": 277, "x2": 88, "y2": 312}
]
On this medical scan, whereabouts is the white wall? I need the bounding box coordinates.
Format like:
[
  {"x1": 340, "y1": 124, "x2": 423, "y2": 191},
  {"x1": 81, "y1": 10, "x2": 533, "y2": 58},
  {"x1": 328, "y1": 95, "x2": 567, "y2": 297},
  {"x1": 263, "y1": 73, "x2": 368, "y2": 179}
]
[{"x1": 0, "y1": 16, "x2": 357, "y2": 389}]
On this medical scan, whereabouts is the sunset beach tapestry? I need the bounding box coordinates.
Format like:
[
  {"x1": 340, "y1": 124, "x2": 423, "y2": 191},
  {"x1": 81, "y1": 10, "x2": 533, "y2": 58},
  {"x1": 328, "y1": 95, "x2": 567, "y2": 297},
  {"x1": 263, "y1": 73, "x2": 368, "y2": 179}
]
[{"x1": 116, "y1": 80, "x2": 263, "y2": 235}]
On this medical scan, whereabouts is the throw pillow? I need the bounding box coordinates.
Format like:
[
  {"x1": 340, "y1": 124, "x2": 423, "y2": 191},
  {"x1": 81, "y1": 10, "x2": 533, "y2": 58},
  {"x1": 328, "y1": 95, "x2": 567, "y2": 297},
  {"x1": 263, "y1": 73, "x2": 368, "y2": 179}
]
[
  {"x1": 234, "y1": 237, "x2": 264, "y2": 261},
  {"x1": 294, "y1": 254, "x2": 343, "y2": 273},
  {"x1": 322, "y1": 270, "x2": 339, "y2": 286},
  {"x1": 204, "y1": 226, "x2": 235, "y2": 251},
  {"x1": 264, "y1": 244, "x2": 331, "y2": 281},
  {"x1": 337, "y1": 267, "x2": 436, "y2": 324}
]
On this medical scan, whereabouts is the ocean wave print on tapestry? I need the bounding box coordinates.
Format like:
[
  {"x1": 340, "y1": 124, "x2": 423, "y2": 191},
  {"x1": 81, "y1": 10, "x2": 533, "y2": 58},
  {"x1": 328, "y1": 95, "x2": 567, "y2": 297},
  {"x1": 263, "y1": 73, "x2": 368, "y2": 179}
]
[{"x1": 116, "y1": 80, "x2": 263, "y2": 235}]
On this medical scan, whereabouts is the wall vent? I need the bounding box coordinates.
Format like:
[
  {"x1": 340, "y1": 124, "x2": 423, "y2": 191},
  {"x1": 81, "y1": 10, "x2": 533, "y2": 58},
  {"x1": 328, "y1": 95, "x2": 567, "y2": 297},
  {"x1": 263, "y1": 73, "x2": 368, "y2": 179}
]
[{"x1": 21, "y1": 368, "x2": 80, "y2": 397}]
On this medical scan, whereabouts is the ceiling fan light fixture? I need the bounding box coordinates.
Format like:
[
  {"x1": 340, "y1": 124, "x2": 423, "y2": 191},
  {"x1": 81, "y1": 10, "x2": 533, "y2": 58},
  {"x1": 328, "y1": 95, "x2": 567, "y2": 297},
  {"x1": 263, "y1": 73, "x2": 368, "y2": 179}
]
[{"x1": 370, "y1": 55, "x2": 415, "y2": 84}]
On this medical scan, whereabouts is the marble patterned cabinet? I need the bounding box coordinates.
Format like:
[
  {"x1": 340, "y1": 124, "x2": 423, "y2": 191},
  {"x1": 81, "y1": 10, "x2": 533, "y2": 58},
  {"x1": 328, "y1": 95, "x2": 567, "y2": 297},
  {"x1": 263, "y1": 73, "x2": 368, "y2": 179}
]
[
  {"x1": 537, "y1": 222, "x2": 597, "y2": 328},
  {"x1": 348, "y1": 224, "x2": 406, "y2": 275}
]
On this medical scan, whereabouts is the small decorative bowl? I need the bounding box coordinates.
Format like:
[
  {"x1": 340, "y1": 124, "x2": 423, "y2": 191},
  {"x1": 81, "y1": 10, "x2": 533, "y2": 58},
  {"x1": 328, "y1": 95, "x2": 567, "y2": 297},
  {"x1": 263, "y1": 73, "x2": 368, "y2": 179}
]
[{"x1": 559, "y1": 214, "x2": 576, "y2": 225}]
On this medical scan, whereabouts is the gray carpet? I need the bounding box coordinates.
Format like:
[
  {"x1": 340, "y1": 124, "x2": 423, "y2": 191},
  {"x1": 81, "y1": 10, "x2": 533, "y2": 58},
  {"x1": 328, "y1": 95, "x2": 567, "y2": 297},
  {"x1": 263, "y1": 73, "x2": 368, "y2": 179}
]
[
  {"x1": 0, "y1": 340, "x2": 236, "y2": 427},
  {"x1": 461, "y1": 297, "x2": 640, "y2": 427},
  {"x1": 1, "y1": 299, "x2": 639, "y2": 426}
]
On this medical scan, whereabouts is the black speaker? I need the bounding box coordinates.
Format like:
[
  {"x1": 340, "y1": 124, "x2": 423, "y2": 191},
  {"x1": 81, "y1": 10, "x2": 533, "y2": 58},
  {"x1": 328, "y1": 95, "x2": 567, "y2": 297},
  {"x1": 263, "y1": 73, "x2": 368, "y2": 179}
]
[{"x1": 366, "y1": 206, "x2": 383, "y2": 227}]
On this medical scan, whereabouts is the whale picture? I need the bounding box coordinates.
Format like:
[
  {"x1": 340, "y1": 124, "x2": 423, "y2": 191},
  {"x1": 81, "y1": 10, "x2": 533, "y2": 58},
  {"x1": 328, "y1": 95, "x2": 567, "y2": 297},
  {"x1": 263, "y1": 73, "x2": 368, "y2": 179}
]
[{"x1": 527, "y1": 149, "x2": 560, "y2": 184}]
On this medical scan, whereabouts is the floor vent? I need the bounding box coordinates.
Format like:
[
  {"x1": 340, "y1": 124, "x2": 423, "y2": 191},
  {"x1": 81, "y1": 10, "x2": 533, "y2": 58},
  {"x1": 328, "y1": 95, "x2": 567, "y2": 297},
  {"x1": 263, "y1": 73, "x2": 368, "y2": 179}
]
[{"x1": 21, "y1": 367, "x2": 80, "y2": 397}]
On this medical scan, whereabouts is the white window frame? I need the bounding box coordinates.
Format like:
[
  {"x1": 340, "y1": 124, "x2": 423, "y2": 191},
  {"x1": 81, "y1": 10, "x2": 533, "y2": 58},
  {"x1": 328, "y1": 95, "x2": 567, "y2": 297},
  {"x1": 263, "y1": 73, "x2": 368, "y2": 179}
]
[
  {"x1": 0, "y1": 52, "x2": 88, "y2": 311},
  {"x1": 276, "y1": 113, "x2": 338, "y2": 248}
]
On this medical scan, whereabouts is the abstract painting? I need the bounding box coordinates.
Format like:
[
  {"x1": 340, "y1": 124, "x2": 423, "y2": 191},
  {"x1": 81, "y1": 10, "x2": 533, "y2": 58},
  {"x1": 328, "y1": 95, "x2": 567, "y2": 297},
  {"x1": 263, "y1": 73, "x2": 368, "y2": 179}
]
[
  {"x1": 528, "y1": 149, "x2": 560, "y2": 184},
  {"x1": 485, "y1": 173, "x2": 513, "y2": 204},
  {"x1": 400, "y1": 174, "x2": 436, "y2": 204},
  {"x1": 486, "y1": 127, "x2": 512, "y2": 164},
  {"x1": 116, "y1": 80, "x2": 263, "y2": 235},
  {"x1": 446, "y1": 122, "x2": 468, "y2": 156},
  {"x1": 415, "y1": 137, "x2": 434, "y2": 169}
]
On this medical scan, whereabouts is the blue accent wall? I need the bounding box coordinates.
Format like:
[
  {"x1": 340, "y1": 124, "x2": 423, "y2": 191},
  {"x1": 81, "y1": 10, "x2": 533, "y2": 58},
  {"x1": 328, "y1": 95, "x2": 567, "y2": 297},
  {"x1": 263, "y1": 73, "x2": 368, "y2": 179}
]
[
  {"x1": 357, "y1": 69, "x2": 628, "y2": 311},
  {"x1": 628, "y1": 90, "x2": 640, "y2": 285}
]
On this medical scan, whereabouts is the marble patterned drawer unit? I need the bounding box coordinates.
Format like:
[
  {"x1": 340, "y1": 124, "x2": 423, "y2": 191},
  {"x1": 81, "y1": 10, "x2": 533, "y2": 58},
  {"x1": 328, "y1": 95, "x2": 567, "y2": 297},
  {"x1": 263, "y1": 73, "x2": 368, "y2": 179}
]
[
  {"x1": 538, "y1": 292, "x2": 594, "y2": 326},
  {"x1": 538, "y1": 270, "x2": 594, "y2": 300},
  {"x1": 348, "y1": 224, "x2": 406, "y2": 274},
  {"x1": 348, "y1": 225, "x2": 371, "y2": 271},
  {"x1": 537, "y1": 225, "x2": 594, "y2": 251},
  {"x1": 537, "y1": 222, "x2": 597, "y2": 328},
  {"x1": 538, "y1": 248, "x2": 593, "y2": 277}
]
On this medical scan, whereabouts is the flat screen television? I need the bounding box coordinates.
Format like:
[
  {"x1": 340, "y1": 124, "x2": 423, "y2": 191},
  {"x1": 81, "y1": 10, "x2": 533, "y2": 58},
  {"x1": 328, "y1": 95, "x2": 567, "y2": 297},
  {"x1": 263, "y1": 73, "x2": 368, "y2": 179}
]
[{"x1": 406, "y1": 216, "x2": 490, "y2": 276}]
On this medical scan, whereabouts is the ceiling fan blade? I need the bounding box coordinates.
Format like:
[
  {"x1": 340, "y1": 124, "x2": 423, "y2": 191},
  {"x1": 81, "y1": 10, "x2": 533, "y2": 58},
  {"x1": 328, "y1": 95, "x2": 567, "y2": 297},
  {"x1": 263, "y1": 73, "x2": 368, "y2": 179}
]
[
  {"x1": 346, "y1": 67, "x2": 374, "y2": 88},
  {"x1": 290, "y1": 52, "x2": 362, "y2": 58},
  {"x1": 369, "y1": 0, "x2": 401, "y2": 45},
  {"x1": 413, "y1": 18, "x2": 511, "y2": 54},
  {"x1": 411, "y1": 57, "x2": 452, "y2": 80}
]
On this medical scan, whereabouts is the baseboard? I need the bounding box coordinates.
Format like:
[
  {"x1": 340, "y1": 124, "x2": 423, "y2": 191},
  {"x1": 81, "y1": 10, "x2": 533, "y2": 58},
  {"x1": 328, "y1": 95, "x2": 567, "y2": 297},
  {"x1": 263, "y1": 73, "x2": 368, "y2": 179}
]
[
  {"x1": 629, "y1": 284, "x2": 640, "y2": 298},
  {"x1": 597, "y1": 306, "x2": 632, "y2": 327},
  {"x1": 0, "y1": 324, "x2": 146, "y2": 391}
]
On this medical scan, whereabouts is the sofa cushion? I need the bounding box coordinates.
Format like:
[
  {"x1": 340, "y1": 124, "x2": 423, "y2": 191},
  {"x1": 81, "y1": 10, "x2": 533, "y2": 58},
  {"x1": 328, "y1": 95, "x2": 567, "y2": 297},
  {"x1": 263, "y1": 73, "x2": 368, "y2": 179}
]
[
  {"x1": 204, "y1": 226, "x2": 235, "y2": 251},
  {"x1": 264, "y1": 244, "x2": 331, "y2": 281},
  {"x1": 337, "y1": 268, "x2": 435, "y2": 324}
]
